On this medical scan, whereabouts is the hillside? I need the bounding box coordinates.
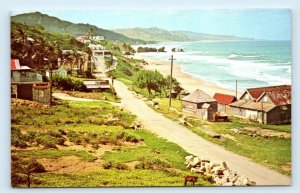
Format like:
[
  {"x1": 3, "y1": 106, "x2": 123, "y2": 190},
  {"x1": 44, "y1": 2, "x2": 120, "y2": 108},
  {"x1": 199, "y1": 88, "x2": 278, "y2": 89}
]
[
  {"x1": 11, "y1": 12, "x2": 145, "y2": 44},
  {"x1": 114, "y1": 27, "x2": 254, "y2": 42},
  {"x1": 114, "y1": 27, "x2": 190, "y2": 42}
]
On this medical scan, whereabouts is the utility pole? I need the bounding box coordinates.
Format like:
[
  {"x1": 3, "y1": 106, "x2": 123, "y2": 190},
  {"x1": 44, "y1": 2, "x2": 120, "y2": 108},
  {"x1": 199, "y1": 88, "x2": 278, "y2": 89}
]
[
  {"x1": 235, "y1": 80, "x2": 238, "y2": 99},
  {"x1": 169, "y1": 55, "x2": 174, "y2": 107},
  {"x1": 49, "y1": 63, "x2": 53, "y2": 106},
  {"x1": 261, "y1": 102, "x2": 264, "y2": 124}
]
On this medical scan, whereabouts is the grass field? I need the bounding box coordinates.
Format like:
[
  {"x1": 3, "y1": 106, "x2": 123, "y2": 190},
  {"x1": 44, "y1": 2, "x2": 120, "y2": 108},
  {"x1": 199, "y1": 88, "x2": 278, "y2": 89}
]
[{"x1": 11, "y1": 99, "x2": 212, "y2": 187}]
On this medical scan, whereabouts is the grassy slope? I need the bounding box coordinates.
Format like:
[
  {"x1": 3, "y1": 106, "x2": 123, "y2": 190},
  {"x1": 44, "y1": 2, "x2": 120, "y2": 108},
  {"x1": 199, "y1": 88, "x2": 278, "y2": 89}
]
[
  {"x1": 152, "y1": 99, "x2": 291, "y2": 175},
  {"x1": 11, "y1": 100, "x2": 211, "y2": 187}
]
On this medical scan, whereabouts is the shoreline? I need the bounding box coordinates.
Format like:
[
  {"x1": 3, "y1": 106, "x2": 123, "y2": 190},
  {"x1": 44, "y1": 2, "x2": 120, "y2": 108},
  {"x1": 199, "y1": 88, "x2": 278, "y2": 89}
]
[{"x1": 133, "y1": 54, "x2": 240, "y2": 97}]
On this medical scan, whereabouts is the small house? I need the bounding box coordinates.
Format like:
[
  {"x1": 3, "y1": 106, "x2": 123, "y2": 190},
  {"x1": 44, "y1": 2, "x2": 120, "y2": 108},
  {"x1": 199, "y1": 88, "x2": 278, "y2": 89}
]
[
  {"x1": 230, "y1": 85, "x2": 291, "y2": 124},
  {"x1": 83, "y1": 80, "x2": 110, "y2": 92},
  {"x1": 181, "y1": 89, "x2": 218, "y2": 121},
  {"x1": 11, "y1": 59, "x2": 51, "y2": 105},
  {"x1": 11, "y1": 59, "x2": 43, "y2": 83},
  {"x1": 213, "y1": 93, "x2": 237, "y2": 114},
  {"x1": 46, "y1": 67, "x2": 68, "y2": 78}
]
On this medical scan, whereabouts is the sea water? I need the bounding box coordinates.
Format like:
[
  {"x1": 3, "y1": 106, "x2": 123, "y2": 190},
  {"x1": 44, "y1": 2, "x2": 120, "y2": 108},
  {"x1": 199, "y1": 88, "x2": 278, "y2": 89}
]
[{"x1": 133, "y1": 40, "x2": 291, "y2": 92}]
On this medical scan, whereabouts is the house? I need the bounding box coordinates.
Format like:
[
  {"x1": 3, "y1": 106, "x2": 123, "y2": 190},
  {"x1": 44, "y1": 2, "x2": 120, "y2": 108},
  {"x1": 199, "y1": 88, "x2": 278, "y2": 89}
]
[
  {"x1": 230, "y1": 85, "x2": 291, "y2": 124},
  {"x1": 239, "y1": 85, "x2": 291, "y2": 101},
  {"x1": 76, "y1": 36, "x2": 91, "y2": 44},
  {"x1": 83, "y1": 80, "x2": 110, "y2": 91},
  {"x1": 46, "y1": 67, "x2": 68, "y2": 78},
  {"x1": 213, "y1": 93, "x2": 237, "y2": 114},
  {"x1": 11, "y1": 59, "x2": 52, "y2": 105},
  {"x1": 88, "y1": 44, "x2": 105, "y2": 51},
  {"x1": 11, "y1": 59, "x2": 43, "y2": 83},
  {"x1": 182, "y1": 89, "x2": 218, "y2": 121},
  {"x1": 90, "y1": 36, "x2": 104, "y2": 41}
]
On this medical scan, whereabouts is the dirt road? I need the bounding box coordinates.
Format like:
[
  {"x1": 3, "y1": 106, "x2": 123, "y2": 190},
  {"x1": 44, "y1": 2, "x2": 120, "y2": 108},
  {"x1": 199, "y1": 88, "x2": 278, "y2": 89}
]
[{"x1": 113, "y1": 80, "x2": 291, "y2": 185}]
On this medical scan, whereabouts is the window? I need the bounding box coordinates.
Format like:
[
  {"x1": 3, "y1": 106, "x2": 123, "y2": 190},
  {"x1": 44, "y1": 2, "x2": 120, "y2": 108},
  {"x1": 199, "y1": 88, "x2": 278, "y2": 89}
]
[{"x1": 281, "y1": 106, "x2": 288, "y2": 111}]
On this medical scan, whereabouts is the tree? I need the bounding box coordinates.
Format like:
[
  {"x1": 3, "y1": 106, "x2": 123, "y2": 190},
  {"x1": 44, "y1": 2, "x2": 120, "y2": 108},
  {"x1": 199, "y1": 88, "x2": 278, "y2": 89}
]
[
  {"x1": 165, "y1": 75, "x2": 183, "y2": 99},
  {"x1": 134, "y1": 70, "x2": 165, "y2": 96},
  {"x1": 11, "y1": 158, "x2": 46, "y2": 188}
]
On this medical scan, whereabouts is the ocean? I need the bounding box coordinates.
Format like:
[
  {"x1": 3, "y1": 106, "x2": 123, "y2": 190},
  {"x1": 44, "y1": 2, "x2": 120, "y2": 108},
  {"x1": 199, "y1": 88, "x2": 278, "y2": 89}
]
[{"x1": 133, "y1": 40, "x2": 291, "y2": 92}]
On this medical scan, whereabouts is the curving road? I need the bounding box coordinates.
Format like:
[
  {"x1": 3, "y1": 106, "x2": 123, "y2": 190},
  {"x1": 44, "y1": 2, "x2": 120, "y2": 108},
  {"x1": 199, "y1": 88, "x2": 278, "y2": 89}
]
[{"x1": 113, "y1": 80, "x2": 291, "y2": 186}]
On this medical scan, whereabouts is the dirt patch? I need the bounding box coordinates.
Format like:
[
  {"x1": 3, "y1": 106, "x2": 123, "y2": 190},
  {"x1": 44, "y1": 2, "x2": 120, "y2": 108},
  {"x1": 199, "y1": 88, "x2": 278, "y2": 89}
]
[
  {"x1": 11, "y1": 98, "x2": 50, "y2": 108},
  {"x1": 37, "y1": 156, "x2": 100, "y2": 173},
  {"x1": 281, "y1": 162, "x2": 291, "y2": 173},
  {"x1": 125, "y1": 161, "x2": 141, "y2": 169},
  {"x1": 243, "y1": 126, "x2": 290, "y2": 139}
]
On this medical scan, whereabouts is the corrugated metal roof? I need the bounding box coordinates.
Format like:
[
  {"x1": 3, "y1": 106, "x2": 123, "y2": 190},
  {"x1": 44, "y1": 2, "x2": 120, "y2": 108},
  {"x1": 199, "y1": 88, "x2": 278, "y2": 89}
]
[
  {"x1": 213, "y1": 93, "x2": 236, "y2": 105},
  {"x1": 230, "y1": 100, "x2": 276, "y2": 112},
  {"x1": 182, "y1": 89, "x2": 216, "y2": 103},
  {"x1": 261, "y1": 90, "x2": 291, "y2": 106},
  {"x1": 247, "y1": 85, "x2": 291, "y2": 100}
]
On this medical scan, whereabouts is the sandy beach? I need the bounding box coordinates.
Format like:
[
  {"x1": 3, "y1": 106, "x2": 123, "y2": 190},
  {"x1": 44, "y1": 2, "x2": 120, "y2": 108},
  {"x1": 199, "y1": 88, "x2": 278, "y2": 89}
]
[{"x1": 133, "y1": 54, "x2": 241, "y2": 97}]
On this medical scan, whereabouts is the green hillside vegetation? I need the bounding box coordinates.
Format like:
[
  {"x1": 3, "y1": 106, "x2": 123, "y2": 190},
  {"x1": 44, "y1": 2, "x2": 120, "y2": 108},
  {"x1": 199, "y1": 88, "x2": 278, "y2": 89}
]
[
  {"x1": 12, "y1": 12, "x2": 145, "y2": 44},
  {"x1": 11, "y1": 22, "x2": 96, "y2": 77},
  {"x1": 114, "y1": 27, "x2": 254, "y2": 42},
  {"x1": 11, "y1": 100, "x2": 212, "y2": 187}
]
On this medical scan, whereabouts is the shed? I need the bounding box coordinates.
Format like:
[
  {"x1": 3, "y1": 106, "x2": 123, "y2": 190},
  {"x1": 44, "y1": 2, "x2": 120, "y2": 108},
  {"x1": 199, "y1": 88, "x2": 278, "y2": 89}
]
[
  {"x1": 181, "y1": 89, "x2": 218, "y2": 121},
  {"x1": 230, "y1": 85, "x2": 291, "y2": 124},
  {"x1": 83, "y1": 80, "x2": 110, "y2": 91},
  {"x1": 213, "y1": 93, "x2": 237, "y2": 114}
]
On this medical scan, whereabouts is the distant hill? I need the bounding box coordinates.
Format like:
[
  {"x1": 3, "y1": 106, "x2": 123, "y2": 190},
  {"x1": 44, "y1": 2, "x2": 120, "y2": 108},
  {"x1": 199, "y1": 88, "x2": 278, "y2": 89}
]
[
  {"x1": 114, "y1": 27, "x2": 254, "y2": 42},
  {"x1": 114, "y1": 27, "x2": 190, "y2": 42},
  {"x1": 11, "y1": 12, "x2": 145, "y2": 44}
]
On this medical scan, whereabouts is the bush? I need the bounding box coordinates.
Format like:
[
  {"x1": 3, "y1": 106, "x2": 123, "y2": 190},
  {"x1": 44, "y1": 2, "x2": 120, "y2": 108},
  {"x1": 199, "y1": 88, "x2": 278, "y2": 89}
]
[
  {"x1": 102, "y1": 161, "x2": 114, "y2": 169},
  {"x1": 115, "y1": 163, "x2": 128, "y2": 170},
  {"x1": 35, "y1": 134, "x2": 57, "y2": 148},
  {"x1": 121, "y1": 67, "x2": 132, "y2": 76},
  {"x1": 135, "y1": 158, "x2": 170, "y2": 171},
  {"x1": 67, "y1": 131, "x2": 82, "y2": 145},
  {"x1": 51, "y1": 74, "x2": 87, "y2": 91}
]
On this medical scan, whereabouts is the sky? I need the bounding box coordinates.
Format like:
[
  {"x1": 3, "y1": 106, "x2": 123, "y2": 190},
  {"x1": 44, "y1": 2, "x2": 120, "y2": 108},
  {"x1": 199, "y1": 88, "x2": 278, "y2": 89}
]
[{"x1": 13, "y1": 9, "x2": 291, "y2": 40}]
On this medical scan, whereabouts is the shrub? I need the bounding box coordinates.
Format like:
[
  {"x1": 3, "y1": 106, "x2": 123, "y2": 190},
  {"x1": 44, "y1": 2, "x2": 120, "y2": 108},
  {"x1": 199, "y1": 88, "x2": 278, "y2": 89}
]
[
  {"x1": 115, "y1": 163, "x2": 129, "y2": 170},
  {"x1": 51, "y1": 74, "x2": 87, "y2": 91},
  {"x1": 135, "y1": 158, "x2": 170, "y2": 171},
  {"x1": 121, "y1": 67, "x2": 133, "y2": 76},
  {"x1": 67, "y1": 131, "x2": 82, "y2": 145},
  {"x1": 102, "y1": 161, "x2": 114, "y2": 169},
  {"x1": 47, "y1": 130, "x2": 63, "y2": 138},
  {"x1": 35, "y1": 134, "x2": 56, "y2": 148}
]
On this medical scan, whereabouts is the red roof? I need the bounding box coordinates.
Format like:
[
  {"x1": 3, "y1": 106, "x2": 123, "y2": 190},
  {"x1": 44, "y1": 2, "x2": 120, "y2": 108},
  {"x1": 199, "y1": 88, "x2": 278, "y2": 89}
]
[
  {"x1": 213, "y1": 93, "x2": 237, "y2": 105},
  {"x1": 247, "y1": 85, "x2": 291, "y2": 101},
  {"x1": 259, "y1": 89, "x2": 291, "y2": 106},
  {"x1": 11, "y1": 59, "x2": 20, "y2": 70}
]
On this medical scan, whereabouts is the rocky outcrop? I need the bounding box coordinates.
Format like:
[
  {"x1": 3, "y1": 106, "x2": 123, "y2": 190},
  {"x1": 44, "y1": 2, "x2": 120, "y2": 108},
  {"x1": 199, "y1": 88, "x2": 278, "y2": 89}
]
[{"x1": 184, "y1": 155, "x2": 256, "y2": 186}]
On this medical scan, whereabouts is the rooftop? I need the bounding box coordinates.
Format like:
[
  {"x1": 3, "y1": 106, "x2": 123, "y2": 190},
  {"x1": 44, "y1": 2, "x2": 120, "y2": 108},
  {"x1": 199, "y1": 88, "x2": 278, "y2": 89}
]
[
  {"x1": 246, "y1": 85, "x2": 291, "y2": 101},
  {"x1": 213, "y1": 93, "x2": 237, "y2": 105},
  {"x1": 258, "y1": 89, "x2": 291, "y2": 106},
  {"x1": 182, "y1": 89, "x2": 216, "y2": 103},
  {"x1": 230, "y1": 100, "x2": 276, "y2": 112}
]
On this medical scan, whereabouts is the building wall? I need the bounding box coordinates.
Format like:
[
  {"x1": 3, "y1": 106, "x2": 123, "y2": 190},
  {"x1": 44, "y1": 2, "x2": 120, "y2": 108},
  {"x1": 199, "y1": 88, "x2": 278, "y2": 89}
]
[
  {"x1": 240, "y1": 92, "x2": 251, "y2": 101},
  {"x1": 218, "y1": 104, "x2": 225, "y2": 112},
  {"x1": 32, "y1": 85, "x2": 51, "y2": 105},
  {"x1": 17, "y1": 84, "x2": 33, "y2": 100},
  {"x1": 267, "y1": 105, "x2": 291, "y2": 124},
  {"x1": 182, "y1": 101, "x2": 217, "y2": 121},
  {"x1": 12, "y1": 71, "x2": 43, "y2": 82}
]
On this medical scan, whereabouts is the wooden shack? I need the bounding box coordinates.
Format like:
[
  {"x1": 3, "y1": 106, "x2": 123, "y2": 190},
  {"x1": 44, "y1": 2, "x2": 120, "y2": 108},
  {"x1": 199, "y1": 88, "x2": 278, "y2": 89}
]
[
  {"x1": 230, "y1": 85, "x2": 291, "y2": 124},
  {"x1": 213, "y1": 93, "x2": 237, "y2": 115},
  {"x1": 181, "y1": 89, "x2": 218, "y2": 121}
]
